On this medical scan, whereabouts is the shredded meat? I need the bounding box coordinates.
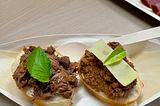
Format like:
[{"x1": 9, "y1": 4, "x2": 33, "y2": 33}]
[
  {"x1": 13, "y1": 46, "x2": 78, "y2": 100},
  {"x1": 79, "y1": 42, "x2": 137, "y2": 99}
]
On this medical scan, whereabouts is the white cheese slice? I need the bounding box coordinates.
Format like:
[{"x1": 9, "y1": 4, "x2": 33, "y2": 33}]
[{"x1": 89, "y1": 39, "x2": 138, "y2": 86}]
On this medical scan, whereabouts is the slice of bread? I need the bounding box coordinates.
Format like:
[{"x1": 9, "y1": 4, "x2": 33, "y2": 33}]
[
  {"x1": 11, "y1": 50, "x2": 73, "y2": 106},
  {"x1": 78, "y1": 55, "x2": 144, "y2": 106}
]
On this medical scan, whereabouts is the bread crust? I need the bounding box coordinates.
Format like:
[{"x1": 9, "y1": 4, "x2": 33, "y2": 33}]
[
  {"x1": 78, "y1": 55, "x2": 144, "y2": 106},
  {"x1": 11, "y1": 49, "x2": 73, "y2": 106}
]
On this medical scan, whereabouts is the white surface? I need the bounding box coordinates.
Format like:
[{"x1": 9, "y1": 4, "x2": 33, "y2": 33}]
[{"x1": 125, "y1": 0, "x2": 160, "y2": 21}]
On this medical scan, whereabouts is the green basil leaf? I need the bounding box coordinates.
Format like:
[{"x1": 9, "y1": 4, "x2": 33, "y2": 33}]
[
  {"x1": 103, "y1": 46, "x2": 126, "y2": 65},
  {"x1": 27, "y1": 46, "x2": 52, "y2": 82}
]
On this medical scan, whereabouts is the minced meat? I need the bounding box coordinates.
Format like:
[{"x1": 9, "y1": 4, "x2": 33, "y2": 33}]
[
  {"x1": 79, "y1": 42, "x2": 137, "y2": 99},
  {"x1": 13, "y1": 46, "x2": 78, "y2": 100}
]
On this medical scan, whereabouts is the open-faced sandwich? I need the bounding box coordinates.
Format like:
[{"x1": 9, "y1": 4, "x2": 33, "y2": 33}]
[
  {"x1": 78, "y1": 40, "x2": 144, "y2": 106},
  {"x1": 12, "y1": 46, "x2": 78, "y2": 106}
]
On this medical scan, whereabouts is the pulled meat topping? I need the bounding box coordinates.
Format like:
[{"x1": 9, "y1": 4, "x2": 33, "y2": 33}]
[
  {"x1": 79, "y1": 42, "x2": 137, "y2": 99},
  {"x1": 13, "y1": 46, "x2": 78, "y2": 100}
]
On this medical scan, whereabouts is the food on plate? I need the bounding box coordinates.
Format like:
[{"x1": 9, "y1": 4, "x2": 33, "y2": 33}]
[
  {"x1": 152, "y1": 2, "x2": 160, "y2": 16},
  {"x1": 12, "y1": 46, "x2": 78, "y2": 106},
  {"x1": 141, "y1": 0, "x2": 160, "y2": 16},
  {"x1": 141, "y1": 0, "x2": 160, "y2": 8},
  {"x1": 78, "y1": 40, "x2": 144, "y2": 106}
]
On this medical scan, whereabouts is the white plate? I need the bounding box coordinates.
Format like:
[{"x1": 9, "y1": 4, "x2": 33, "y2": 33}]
[
  {"x1": 125, "y1": 0, "x2": 160, "y2": 21},
  {"x1": 0, "y1": 33, "x2": 160, "y2": 106}
]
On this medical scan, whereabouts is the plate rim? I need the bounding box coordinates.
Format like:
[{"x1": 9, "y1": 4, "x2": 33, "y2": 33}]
[
  {"x1": 0, "y1": 33, "x2": 121, "y2": 48},
  {"x1": 125, "y1": 0, "x2": 160, "y2": 21}
]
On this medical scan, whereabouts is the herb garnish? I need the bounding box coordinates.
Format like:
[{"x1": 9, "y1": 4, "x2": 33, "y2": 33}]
[
  {"x1": 27, "y1": 46, "x2": 52, "y2": 82},
  {"x1": 103, "y1": 46, "x2": 126, "y2": 65}
]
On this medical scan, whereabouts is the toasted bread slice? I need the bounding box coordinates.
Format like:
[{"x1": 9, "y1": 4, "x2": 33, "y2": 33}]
[
  {"x1": 11, "y1": 50, "x2": 73, "y2": 106},
  {"x1": 78, "y1": 54, "x2": 143, "y2": 106}
]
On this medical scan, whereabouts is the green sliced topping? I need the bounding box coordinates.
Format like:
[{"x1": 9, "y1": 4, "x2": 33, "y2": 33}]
[
  {"x1": 103, "y1": 46, "x2": 126, "y2": 65},
  {"x1": 27, "y1": 46, "x2": 52, "y2": 82}
]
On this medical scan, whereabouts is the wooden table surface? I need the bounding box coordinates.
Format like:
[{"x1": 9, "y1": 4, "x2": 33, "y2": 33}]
[{"x1": 0, "y1": 0, "x2": 159, "y2": 106}]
